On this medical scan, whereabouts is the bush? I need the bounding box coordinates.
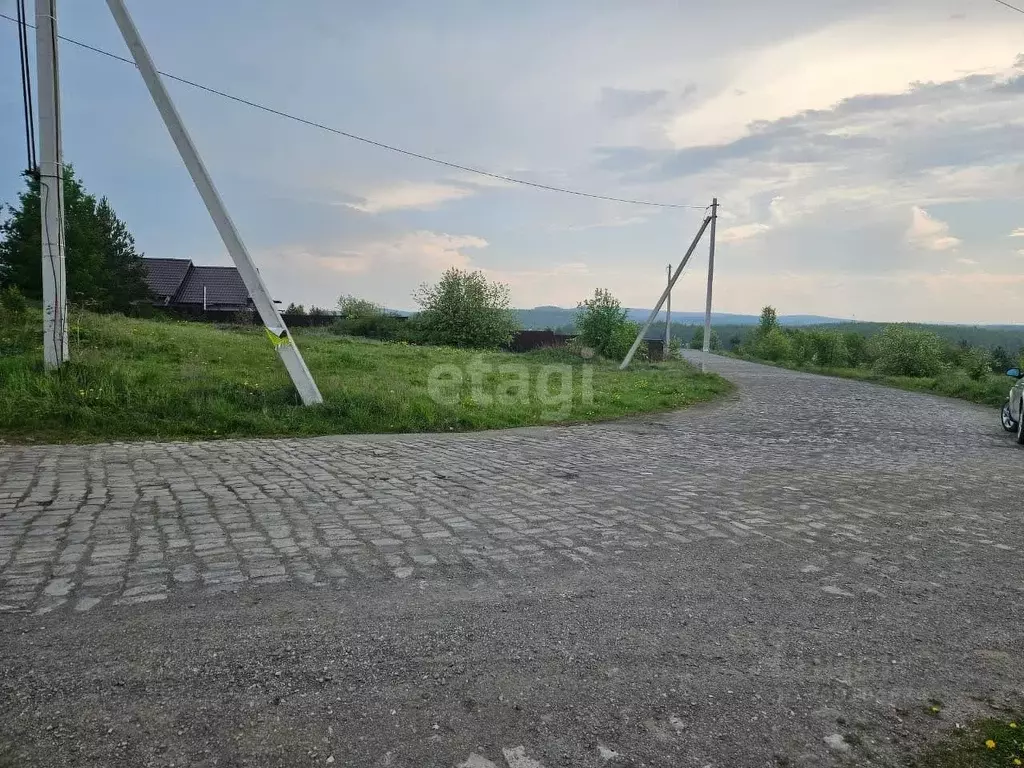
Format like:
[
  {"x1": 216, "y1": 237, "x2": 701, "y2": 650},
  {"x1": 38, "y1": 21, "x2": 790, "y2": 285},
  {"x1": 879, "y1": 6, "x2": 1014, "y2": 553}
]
[
  {"x1": 334, "y1": 295, "x2": 403, "y2": 340},
  {"x1": 807, "y1": 330, "x2": 849, "y2": 368},
  {"x1": 751, "y1": 327, "x2": 793, "y2": 362},
  {"x1": 689, "y1": 326, "x2": 721, "y2": 351},
  {"x1": 334, "y1": 314, "x2": 403, "y2": 340},
  {"x1": 413, "y1": 269, "x2": 520, "y2": 349},
  {"x1": 869, "y1": 325, "x2": 946, "y2": 377},
  {"x1": 0, "y1": 285, "x2": 27, "y2": 323},
  {"x1": 843, "y1": 331, "x2": 869, "y2": 367},
  {"x1": 606, "y1": 320, "x2": 648, "y2": 361},
  {"x1": 576, "y1": 289, "x2": 629, "y2": 359},
  {"x1": 0, "y1": 286, "x2": 33, "y2": 354},
  {"x1": 960, "y1": 346, "x2": 993, "y2": 381}
]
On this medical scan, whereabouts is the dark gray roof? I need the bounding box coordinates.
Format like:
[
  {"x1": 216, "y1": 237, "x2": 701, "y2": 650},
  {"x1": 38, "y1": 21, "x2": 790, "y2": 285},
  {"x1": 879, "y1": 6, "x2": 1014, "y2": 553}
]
[
  {"x1": 142, "y1": 258, "x2": 192, "y2": 299},
  {"x1": 175, "y1": 265, "x2": 251, "y2": 308}
]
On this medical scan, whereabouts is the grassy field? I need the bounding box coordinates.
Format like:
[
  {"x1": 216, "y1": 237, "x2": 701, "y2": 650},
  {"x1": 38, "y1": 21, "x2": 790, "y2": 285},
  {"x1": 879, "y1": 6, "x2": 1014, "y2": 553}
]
[
  {"x1": 0, "y1": 310, "x2": 731, "y2": 442},
  {"x1": 731, "y1": 354, "x2": 1009, "y2": 408}
]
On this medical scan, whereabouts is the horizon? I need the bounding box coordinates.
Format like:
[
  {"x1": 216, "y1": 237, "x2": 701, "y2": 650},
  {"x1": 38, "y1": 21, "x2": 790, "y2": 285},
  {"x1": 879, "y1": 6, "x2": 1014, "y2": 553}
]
[{"x1": 3, "y1": 1, "x2": 1024, "y2": 325}]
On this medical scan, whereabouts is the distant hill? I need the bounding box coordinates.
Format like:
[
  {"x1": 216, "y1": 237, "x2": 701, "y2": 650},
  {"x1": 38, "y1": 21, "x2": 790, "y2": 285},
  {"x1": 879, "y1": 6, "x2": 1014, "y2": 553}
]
[{"x1": 514, "y1": 306, "x2": 844, "y2": 331}]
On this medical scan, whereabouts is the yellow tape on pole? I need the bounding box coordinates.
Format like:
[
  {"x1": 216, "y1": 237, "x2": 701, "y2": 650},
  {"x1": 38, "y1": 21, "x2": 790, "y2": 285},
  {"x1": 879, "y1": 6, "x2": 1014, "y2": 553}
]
[{"x1": 265, "y1": 327, "x2": 291, "y2": 348}]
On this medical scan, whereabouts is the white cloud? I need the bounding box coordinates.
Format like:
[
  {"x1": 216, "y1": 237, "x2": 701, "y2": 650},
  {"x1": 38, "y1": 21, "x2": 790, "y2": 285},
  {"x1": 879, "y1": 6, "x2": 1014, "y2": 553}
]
[
  {"x1": 1010, "y1": 228, "x2": 1024, "y2": 238},
  {"x1": 906, "y1": 206, "x2": 961, "y2": 251},
  {"x1": 955, "y1": 257, "x2": 978, "y2": 265},
  {"x1": 343, "y1": 182, "x2": 476, "y2": 214},
  {"x1": 277, "y1": 231, "x2": 489, "y2": 275},
  {"x1": 484, "y1": 262, "x2": 591, "y2": 305},
  {"x1": 563, "y1": 215, "x2": 649, "y2": 231},
  {"x1": 717, "y1": 222, "x2": 771, "y2": 243},
  {"x1": 665, "y1": 15, "x2": 1021, "y2": 148}
]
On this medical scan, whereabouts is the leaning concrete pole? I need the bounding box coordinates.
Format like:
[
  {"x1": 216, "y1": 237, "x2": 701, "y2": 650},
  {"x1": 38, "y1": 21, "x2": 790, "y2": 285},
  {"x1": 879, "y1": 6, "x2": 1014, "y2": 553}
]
[
  {"x1": 619, "y1": 213, "x2": 711, "y2": 369},
  {"x1": 701, "y1": 198, "x2": 718, "y2": 372},
  {"x1": 36, "y1": 0, "x2": 68, "y2": 370},
  {"x1": 105, "y1": 0, "x2": 323, "y2": 405}
]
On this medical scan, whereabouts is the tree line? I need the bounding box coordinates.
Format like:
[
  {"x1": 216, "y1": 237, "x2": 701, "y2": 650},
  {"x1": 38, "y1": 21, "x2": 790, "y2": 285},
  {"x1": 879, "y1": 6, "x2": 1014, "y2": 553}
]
[{"x1": 739, "y1": 306, "x2": 1018, "y2": 380}]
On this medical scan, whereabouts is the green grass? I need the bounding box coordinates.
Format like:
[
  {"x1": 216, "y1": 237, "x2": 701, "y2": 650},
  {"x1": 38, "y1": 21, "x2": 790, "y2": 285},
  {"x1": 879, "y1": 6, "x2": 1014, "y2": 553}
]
[
  {"x1": 0, "y1": 310, "x2": 732, "y2": 442},
  {"x1": 914, "y1": 716, "x2": 1023, "y2": 767},
  {"x1": 730, "y1": 354, "x2": 1009, "y2": 408}
]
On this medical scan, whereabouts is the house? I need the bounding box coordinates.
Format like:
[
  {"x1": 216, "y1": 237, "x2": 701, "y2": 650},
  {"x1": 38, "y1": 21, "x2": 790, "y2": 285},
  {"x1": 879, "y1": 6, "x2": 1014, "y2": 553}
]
[{"x1": 142, "y1": 257, "x2": 253, "y2": 313}]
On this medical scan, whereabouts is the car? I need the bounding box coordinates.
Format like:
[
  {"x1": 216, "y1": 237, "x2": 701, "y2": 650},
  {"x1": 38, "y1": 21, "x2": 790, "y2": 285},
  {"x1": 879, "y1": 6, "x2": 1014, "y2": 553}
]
[{"x1": 1002, "y1": 368, "x2": 1024, "y2": 442}]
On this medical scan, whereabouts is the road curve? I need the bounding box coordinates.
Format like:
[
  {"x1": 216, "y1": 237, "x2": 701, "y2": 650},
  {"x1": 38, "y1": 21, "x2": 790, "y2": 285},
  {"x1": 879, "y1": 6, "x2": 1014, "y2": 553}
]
[{"x1": 0, "y1": 354, "x2": 1020, "y2": 767}]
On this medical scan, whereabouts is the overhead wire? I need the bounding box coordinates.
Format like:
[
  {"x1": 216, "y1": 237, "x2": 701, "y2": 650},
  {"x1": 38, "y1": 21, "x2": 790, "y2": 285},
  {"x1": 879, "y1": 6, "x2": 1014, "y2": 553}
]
[
  {"x1": 0, "y1": 10, "x2": 707, "y2": 211},
  {"x1": 989, "y1": 0, "x2": 1024, "y2": 14},
  {"x1": 15, "y1": 0, "x2": 37, "y2": 171}
]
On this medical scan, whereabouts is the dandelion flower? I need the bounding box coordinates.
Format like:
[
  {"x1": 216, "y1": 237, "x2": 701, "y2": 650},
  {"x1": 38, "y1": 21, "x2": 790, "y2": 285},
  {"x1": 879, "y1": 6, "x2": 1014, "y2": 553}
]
[
  {"x1": 1011, "y1": 723, "x2": 1019, "y2": 729},
  {"x1": 985, "y1": 739, "x2": 996, "y2": 749}
]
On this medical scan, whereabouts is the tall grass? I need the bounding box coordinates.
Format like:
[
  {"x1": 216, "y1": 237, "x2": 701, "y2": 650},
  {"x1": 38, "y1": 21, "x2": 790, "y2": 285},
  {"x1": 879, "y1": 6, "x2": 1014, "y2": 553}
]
[{"x1": 0, "y1": 310, "x2": 731, "y2": 442}]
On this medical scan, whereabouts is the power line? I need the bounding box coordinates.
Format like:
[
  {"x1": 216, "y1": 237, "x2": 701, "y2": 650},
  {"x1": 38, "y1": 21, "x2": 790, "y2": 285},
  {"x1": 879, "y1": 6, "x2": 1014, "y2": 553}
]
[
  {"x1": 0, "y1": 11, "x2": 706, "y2": 211},
  {"x1": 989, "y1": 0, "x2": 1024, "y2": 14},
  {"x1": 15, "y1": 0, "x2": 36, "y2": 171}
]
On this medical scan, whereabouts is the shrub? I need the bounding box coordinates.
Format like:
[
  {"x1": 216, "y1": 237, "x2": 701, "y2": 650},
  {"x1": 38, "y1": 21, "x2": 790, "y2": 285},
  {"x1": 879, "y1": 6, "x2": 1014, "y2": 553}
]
[
  {"x1": 576, "y1": 288, "x2": 629, "y2": 358},
  {"x1": 0, "y1": 285, "x2": 27, "y2": 323},
  {"x1": 0, "y1": 286, "x2": 33, "y2": 354},
  {"x1": 960, "y1": 346, "x2": 993, "y2": 381},
  {"x1": 605, "y1": 320, "x2": 647, "y2": 361},
  {"x1": 869, "y1": 325, "x2": 946, "y2": 377},
  {"x1": 413, "y1": 269, "x2": 520, "y2": 349},
  {"x1": 843, "y1": 331, "x2": 869, "y2": 367},
  {"x1": 808, "y1": 330, "x2": 849, "y2": 368},
  {"x1": 751, "y1": 327, "x2": 793, "y2": 362},
  {"x1": 688, "y1": 326, "x2": 721, "y2": 351},
  {"x1": 334, "y1": 295, "x2": 402, "y2": 340}
]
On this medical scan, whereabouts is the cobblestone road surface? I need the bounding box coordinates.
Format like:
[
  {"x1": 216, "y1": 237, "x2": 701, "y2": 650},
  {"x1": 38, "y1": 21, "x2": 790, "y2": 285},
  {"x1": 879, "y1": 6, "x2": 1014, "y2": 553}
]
[
  {"x1": 1, "y1": 354, "x2": 1021, "y2": 767},
  {"x1": 1, "y1": 355, "x2": 1017, "y2": 615}
]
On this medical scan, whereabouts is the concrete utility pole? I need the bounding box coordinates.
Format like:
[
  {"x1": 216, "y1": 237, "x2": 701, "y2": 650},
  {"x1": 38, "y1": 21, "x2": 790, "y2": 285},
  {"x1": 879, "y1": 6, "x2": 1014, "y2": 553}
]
[
  {"x1": 619, "y1": 213, "x2": 712, "y2": 369},
  {"x1": 105, "y1": 0, "x2": 322, "y2": 404},
  {"x1": 664, "y1": 263, "x2": 672, "y2": 360},
  {"x1": 701, "y1": 198, "x2": 718, "y2": 372},
  {"x1": 36, "y1": 0, "x2": 68, "y2": 370}
]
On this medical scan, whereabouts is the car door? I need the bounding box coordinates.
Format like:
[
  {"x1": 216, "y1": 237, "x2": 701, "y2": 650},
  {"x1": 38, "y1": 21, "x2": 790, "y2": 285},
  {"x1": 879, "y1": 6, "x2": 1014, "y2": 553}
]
[{"x1": 1013, "y1": 377, "x2": 1024, "y2": 421}]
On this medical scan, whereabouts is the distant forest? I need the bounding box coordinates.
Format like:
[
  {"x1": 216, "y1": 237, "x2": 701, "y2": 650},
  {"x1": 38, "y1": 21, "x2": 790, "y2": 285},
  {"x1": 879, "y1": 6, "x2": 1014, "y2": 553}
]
[{"x1": 515, "y1": 308, "x2": 1024, "y2": 355}]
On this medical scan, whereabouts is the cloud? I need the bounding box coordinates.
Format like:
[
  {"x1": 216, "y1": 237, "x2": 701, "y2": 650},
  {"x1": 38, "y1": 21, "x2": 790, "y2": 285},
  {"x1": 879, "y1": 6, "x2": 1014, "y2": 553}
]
[
  {"x1": 343, "y1": 182, "x2": 476, "y2": 214},
  {"x1": 906, "y1": 206, "x2": 961, "y2": 251},
  {"x1": 598, "y1": 87, "x2": 669, "y2": 118},
  {"x1": 1010, "y1": 228, "x2": 1024, "y2": 237},
  {"x1": 278, "y1": 231, "x2": 489, "y2": 275},
  {"x1": 664, "y1": 15, "x2": 1022, "y2": 148},
  {"x1": 563, "y1": 215, "x2": 649, "y2": 231},
  {"x1": 717, "y1": 222, "x2": 771, "y2": 243}
]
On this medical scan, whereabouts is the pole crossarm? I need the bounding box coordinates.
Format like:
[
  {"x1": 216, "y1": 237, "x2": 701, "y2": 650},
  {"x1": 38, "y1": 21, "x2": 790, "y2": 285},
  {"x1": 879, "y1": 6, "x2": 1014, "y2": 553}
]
[
  {"x1": 105, "y1": 0, "x2": 322, "y2": 405},
  {"x1": 619, "y1": 213, "x2": 712, "y2": 370}
]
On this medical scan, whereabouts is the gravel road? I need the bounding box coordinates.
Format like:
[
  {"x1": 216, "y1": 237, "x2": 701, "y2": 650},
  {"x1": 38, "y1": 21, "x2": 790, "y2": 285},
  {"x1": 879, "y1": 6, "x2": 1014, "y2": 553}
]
[{"x1": 1, "y1": 354, "x2": 1021, "y2": 767}]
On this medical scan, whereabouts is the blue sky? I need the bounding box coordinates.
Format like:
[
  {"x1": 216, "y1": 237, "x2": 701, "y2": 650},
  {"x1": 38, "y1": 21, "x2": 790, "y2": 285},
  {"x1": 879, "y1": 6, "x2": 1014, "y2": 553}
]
[{"x1": 2, "y1": 0, "x2": 1024, "y2": 322}]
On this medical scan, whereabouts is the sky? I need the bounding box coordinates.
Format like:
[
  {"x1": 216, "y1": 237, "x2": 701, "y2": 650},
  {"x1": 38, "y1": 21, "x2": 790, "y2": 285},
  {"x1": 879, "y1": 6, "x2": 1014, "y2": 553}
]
[{"x1": 2, "y1": 0, "x2": 1024, "y2": 323}]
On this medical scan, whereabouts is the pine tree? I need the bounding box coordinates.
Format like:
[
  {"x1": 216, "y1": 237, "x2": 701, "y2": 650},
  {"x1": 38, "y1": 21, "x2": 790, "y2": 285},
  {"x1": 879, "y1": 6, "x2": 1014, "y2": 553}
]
[{"x1": 0, "y1": 168, "x2": 150, "y2": 312}]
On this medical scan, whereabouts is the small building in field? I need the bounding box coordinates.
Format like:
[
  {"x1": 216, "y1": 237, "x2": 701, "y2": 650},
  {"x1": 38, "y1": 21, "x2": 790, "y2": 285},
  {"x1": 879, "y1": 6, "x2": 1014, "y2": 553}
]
[{"x1": 141, "y1": 257, "x2": 253, "y2": 313}]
